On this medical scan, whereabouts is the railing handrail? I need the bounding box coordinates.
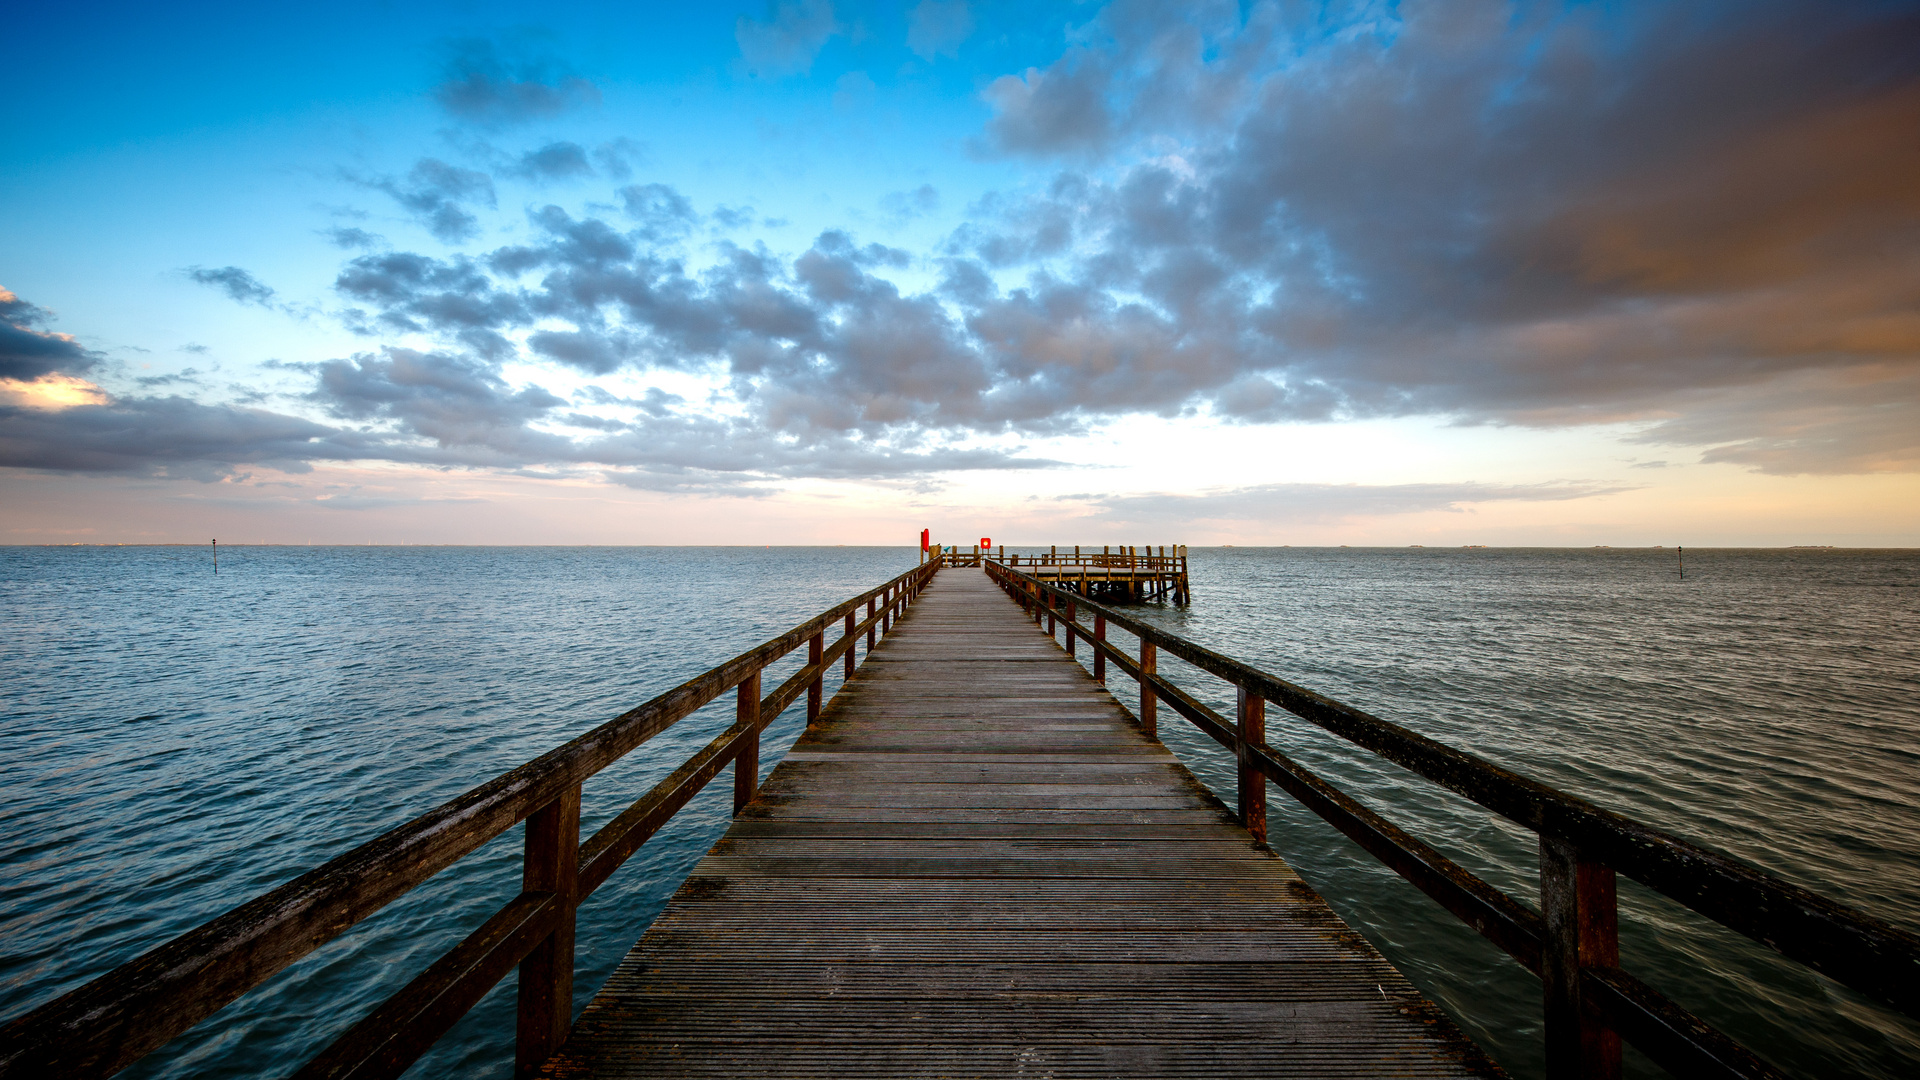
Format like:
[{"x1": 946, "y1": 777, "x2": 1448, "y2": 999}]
[
  {"x1": 986, "y1": 559, "x2": 1919, "y2": 1079},
  {"x1": 0, "y1": 562, "x2": 940, "y2": 1079}
]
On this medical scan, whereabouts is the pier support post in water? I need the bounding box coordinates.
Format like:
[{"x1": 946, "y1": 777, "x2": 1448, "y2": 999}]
[
  {"x1": 735, "y1": 671, "x2": 761, "y2": 812},
  {"x1": 1138, "y1": 640, "x2": 1157, "y2": 739},
  {"x1": 1540, "y1": 837, "x2": 1620, "y2": 1080},
  {"x1": 1236, "y1": 686, "x2": 1266, "y2": 842},
  {"x1": 515, "y1": 784, "x2": 580, "y2": 1078}
]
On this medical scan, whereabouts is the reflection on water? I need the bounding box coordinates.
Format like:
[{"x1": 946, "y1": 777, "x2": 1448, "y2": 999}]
[{"x1": 2, "y1": 546, "x2": 1916, "y2": 1079}]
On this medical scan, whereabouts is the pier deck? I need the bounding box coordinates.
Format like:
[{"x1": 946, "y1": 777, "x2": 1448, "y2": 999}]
[{"x1": 545, "y1": 570, "x2": 1497, "y2": 1078}]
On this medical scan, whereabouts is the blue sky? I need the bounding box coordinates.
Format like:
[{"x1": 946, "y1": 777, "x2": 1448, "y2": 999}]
[{"x1": 5, "y1": 1, "x2": 1920, "y2": 545}]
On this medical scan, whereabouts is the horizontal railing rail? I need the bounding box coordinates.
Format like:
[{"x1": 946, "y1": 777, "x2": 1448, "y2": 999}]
[
  {"x1": 986, "y1": 559, "x2": 1919, "y2": 1080},
  {"x1": 0, "y1": 562, "x2": 941, "y2": 1080}
]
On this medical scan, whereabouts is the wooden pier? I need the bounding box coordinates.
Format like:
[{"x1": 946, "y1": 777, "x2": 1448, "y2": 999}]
[
  {"x1": 544, "y1": 569, "x2": 1492, "y2": 1077},
  {"x1": 940, "y1": 545, "x2": 1191, "y2": 603}
]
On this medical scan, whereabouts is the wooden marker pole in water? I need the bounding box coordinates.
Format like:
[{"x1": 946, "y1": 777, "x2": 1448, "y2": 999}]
[
  {"x1": 211, "y1": 539, "x2": 217, "y2": 574},
  {"x1": 1678, "y1": 545, "x2": 1684, "y2": 581}
]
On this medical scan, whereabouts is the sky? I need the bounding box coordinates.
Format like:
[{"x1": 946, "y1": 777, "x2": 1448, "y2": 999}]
[{"x1": 4, "y1": 0, "x2": 1918, "y2": 546}]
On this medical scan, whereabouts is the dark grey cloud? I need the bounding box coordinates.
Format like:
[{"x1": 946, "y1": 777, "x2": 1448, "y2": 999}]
[
  {"x1": 335, "y1": 251, "x2": 526, "y2": 358},
  {"x1": 975, "y1": 1, "x2": 1256, "y2": 160},
  {"x1": 948, "y1": 0, "x2": 1920, "y2": 473},
  {"x1": 619, "y1": 184, "x2": 698, "y2": 245},
  {"x1": 710, "y1": 205, "x2": 756, "y2": 231},
  {"x1": 323, "y1": 227, "x2": 383, "y2": 249},
  {"x1": 509, "y1": 141, "x2": 595, "y2": 181},
  {"x1": 979, "y1": 58, "x2": 1113, "y2": 157},
  {"x1": 433, "y1": 38, "x2": 600, "y2": 126},
  {"x1": 0, "y1": 396, "x2": 371, "y2": 479},
  {"x1": 313, "y1": 348, "x2": 569, "y2": 460},
  {"x1": 1086, "y1": 480, "x2": 1631, "y2": 529},
  {"x1": 592, "y1": 138, "x2": 646, "y2": 180},
  {"x1": 358, "y1": 159, "x2": 497, "y2": 243},
  {"x1": 1631, "y1": 370, "x2": 1920, "y2": 474},
  {"x1": 736, "y1": 0, "x2": 839, "y2": 77},
  {"x1": 1, "y1": 337, "x2": 1052, "y2": 487},
  {"x1": 184, "y1": 266, "x2": 276, "y2": 307},
  {"x1": 0, "y1": 288, "x2": 95, "y2": 380},
  {"x1": 300, "y1": 345, "x2": 1054, "y2": 487}
]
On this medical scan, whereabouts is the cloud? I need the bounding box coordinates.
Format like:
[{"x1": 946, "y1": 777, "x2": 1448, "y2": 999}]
[
  {"x1": 617, "y1": 183, "x2": 697, "y2": 245},
  {"x1": 946, "y1": 0, "x2": 1920, "y2": 472},
  {"x1": 357, "y1": 159, "x2": 497, "y2": 243},
  {"x1": 433, "y1": 37, "x2": 600, "y2": 126},
  {"x1": 879, "y1": 184, "x2": 939, "y2": 227},
  {"x1": 1631, "y1": 368, "x2": 1920, "y2": 475},
  {"x1": 323, "y1": 227, "x2": 383, "y2": 249},
  {"x1": 334, "y1": 251, "x2": 526, "y2": 358},
  {"x1": 313, "y1": 348, "x2": 569, "y2": 457},
  {"x1": 907, "y1": 0, "x2": 973, "y2": 60},
  {"x1": 1085, "y1": 480, "x2": 1630, "y2": 528},
  {"x1": 736, "y1": 0, "x2": 839, "y2": 78},
  {"x1": 184, "y1": 266, "x2": 277, "y2": 307},
  {"x1": 593, "y1": 138, "x2": 647, "y2": 180},
  {"x1": 979, "y1": 61, "x2": 1113, "y2": 157},
  {"x1": 507, "y1": 141, "x2": 596, "y2": 182},
  {"x1": 0, "y1": 288, "x2": 95, "y2": 380},
  {"x1": 0, "y1": 395, "x2": 371, "y2": 479}
]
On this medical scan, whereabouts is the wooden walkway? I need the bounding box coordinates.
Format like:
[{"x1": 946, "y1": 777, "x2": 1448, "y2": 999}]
[{"x1": 545, "y1": 570, "x2": 1499, "y2": 1078}]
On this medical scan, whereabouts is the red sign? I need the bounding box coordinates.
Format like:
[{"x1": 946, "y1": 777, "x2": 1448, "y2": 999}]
[
  {"x1": 980, "y1": 537, "x2": 991, "y2": 548},
  {"x1": 920, "y1": 528, "x2": 930, "y2": 551}
]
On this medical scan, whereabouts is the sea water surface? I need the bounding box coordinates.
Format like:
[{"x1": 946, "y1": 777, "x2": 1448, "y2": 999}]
[{"x1": 2, "y1": 546, "x2": 1916, "y2": 1079}]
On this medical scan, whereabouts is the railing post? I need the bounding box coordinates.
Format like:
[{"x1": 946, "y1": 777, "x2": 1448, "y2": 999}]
[
  {"x1": 734, "y1": 670, "x2": 761, "y2": 812},
  {"x1": 844, "y1": 612, "x2": 856, "y2": 678},
  {"x1": 807, "y1": 631, "x2": 825, "y2": 724},
  {"x1": 1045, "y1": 592, "x2": 1056, "y2": 637},
  {"x1": 867, "y1": 597, "x2": 876, "y2": 650},
  {"x1": 1236, "y1": 685, "x2": 1266, "y2": 843},
  {"x1": 1093, "y1": 614, "x2": 1106, "y2": 682},
  {"x1": 1139, "y1": 640, "x2": 1157, "y2": 739},
  {"x1": 514, "y1": 783, "x2": 580, "y2": 1078},
  {"x1": 883, "y1": 586, "x2": 893, "y2": 633},
  {"x1": 1065, "y1": 600, "x2": 1076, "y2": 657},
  {"x1": 1541, "y1": 837, "x2": 1621, "y2": 1080}
]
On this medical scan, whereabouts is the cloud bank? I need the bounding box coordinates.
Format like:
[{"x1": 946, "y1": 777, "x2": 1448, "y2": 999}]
[{"x1": 8, "y1": 0, "x2": 1919, "y2": 495}]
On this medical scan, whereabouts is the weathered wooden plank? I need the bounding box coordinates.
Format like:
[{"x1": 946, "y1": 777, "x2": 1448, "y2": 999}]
[{"x1": 543, "y1": 569, "x2": 1500, "y2": 1079}]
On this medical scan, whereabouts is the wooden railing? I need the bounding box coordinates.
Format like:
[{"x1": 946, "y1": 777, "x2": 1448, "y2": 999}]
[
  {"x1": 0, "y1": 562, "x2": 941, "y2": 1080},
  {"x1": 989, "y1": 544, "x2": 1190, "y2": 604},
  {"x1": 930, "y1": 550, "x2": 983, "y2": 567},
  {"x1": 991, "y1": 544, "x2": 1185, "y2": 574},
  {"x1": 987, "y1": 560, "x2": 1919, "y2": 1080}
]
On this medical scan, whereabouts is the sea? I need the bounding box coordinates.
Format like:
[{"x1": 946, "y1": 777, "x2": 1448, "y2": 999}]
[{"x1": 1, "y1": 546, "x2": 1915, "y2": 1079}]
